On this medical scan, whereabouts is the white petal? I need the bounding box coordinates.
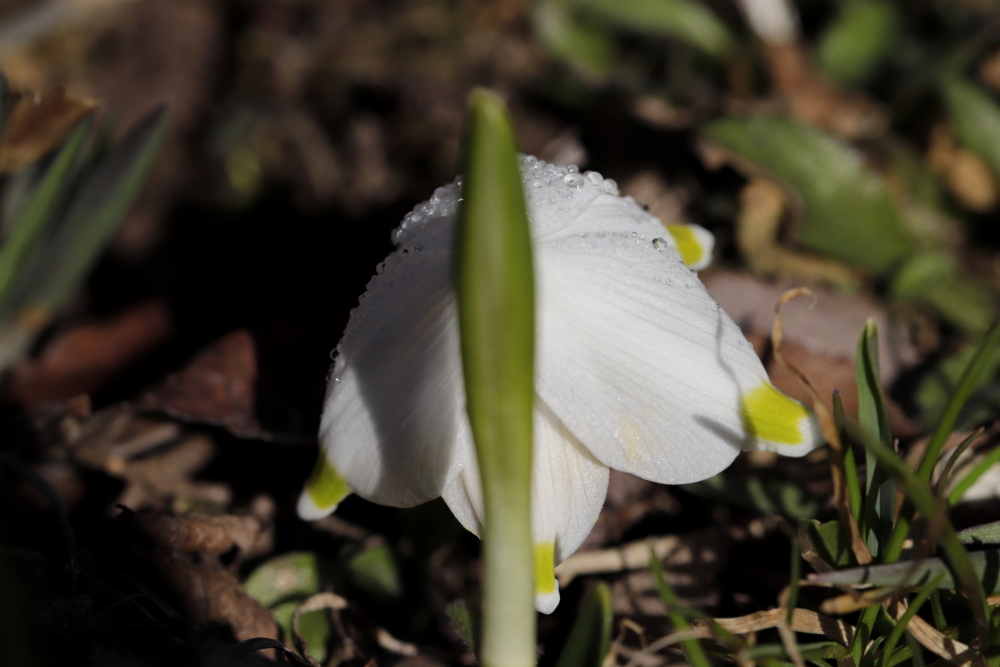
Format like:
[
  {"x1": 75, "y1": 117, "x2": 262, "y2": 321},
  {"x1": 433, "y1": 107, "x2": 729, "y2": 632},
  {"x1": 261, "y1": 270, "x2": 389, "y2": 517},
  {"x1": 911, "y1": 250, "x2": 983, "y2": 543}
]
[
  {"x1": 316, "y1": 216, "x2": 474, "y2": 508},
  {"x1": 535, "y1": 209, "x2": 821, "y2": 484},
  {"x1": 441, "y1": 398, "x2": 610, "y2": 614}
]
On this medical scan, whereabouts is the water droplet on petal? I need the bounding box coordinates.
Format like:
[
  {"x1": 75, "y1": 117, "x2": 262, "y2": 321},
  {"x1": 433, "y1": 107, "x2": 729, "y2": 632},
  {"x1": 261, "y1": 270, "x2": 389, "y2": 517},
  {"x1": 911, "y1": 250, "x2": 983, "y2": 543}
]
[
  {"x1": 562, "y1": 172, "x2": 584, "y2": 188},
  {"x1": 652, "y1": 237, "x2": 667, "y2": 250}
]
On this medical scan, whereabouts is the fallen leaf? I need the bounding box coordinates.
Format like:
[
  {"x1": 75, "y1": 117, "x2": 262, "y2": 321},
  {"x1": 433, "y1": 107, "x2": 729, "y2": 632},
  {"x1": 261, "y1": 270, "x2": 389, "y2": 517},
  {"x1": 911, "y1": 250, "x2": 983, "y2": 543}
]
[
  {"x1": 8, "y1": 299, "x2": 173, "y2": 406},
  {"x1": 141, "y1": 330, "x2": 270, "y2": 440}
]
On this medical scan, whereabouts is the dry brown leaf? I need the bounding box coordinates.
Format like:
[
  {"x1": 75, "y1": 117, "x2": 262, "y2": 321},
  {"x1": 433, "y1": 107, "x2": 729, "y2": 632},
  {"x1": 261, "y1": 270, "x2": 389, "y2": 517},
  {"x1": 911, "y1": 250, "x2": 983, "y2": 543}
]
[
  {"x1": 0, "y1": 86, "x2": 98, "y2": 173},
  {"x1": 9, "y1": 300, "x2": 174, "y2": 407},
  {"x1": 130, "y1": 510, "x2": 271, "y2": 561},
  {"x1": 126, "y1": 509, "x2": 279, "y2": 644},
  {"x1": 141, "y1": 330, "x2": 271, "y2": 440}
]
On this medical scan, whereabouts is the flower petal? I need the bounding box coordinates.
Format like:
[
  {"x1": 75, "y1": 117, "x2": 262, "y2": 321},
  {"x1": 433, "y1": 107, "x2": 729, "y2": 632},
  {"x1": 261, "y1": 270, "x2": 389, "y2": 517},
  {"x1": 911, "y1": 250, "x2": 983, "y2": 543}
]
[
  {"x1": 297, "y1": 453, "x2": 353, "y2": 520},
  {"x1": 441, "y1": 398, "x2": 610, "y2": 613},
  {"x1": 665, "y1": 223, "x2": 715, "y2": 271},
  {"x1": 534, "y1": 208, "x2": 821, "y2": 484},
  {"x1": 312, "y1": 217, "x2": 473, "y2": 510}
]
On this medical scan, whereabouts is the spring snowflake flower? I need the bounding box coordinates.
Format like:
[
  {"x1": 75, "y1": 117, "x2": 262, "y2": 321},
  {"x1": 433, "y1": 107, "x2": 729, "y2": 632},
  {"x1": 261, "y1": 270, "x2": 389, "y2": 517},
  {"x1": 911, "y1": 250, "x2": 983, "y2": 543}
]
[{"x1": 298, "y1": 156, "x2": 824, "y2": 613}]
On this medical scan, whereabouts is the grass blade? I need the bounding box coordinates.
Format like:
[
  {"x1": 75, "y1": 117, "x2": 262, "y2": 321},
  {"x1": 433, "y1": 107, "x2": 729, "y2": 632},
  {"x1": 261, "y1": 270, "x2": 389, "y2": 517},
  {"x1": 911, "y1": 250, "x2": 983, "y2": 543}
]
[
  {"x1": 27, "y1": 105, "x2": 169, "y2": 315},
  {"x1": 856, "y1": 319, "x2": 895, "y2": 557},
  {"x1": 648, "y1": 552, "x2": 712, "y2": 667},
  {"x1": 0, "y1": 116, "x2": 91, "y2": 311}
]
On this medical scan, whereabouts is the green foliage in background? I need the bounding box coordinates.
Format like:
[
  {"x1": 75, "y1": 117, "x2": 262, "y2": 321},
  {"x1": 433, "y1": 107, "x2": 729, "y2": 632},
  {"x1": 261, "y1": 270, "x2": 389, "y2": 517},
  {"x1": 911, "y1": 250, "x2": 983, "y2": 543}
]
[{"x1": 0, "y1": 76, "x2": 168, "y2": 371}]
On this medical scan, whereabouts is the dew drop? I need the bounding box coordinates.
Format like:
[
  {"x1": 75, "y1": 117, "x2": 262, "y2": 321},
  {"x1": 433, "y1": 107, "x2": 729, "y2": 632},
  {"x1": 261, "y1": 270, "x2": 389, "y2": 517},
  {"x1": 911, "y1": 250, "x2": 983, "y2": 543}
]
[
  {"x1": 652, "y1": 237, "x2": 667, "y2": 250},
  {"x1": 562, "y1": 172, "x2": 585, "y2": 188}
]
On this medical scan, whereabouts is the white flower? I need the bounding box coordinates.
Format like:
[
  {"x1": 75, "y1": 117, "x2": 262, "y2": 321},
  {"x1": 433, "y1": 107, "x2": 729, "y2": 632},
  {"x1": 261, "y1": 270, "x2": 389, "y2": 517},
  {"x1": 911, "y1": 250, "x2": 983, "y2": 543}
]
[{"x1": 298, "y1": 156, "x2": 824, "y2": 614}]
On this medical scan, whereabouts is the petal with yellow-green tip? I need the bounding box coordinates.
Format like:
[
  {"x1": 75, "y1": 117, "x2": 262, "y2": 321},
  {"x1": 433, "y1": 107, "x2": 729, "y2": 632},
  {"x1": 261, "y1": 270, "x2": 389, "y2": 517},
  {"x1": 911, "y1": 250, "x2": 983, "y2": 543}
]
[
  {"x1": 297, "y1": 454, "x2": 353, "y2": 521},
  {"x1": 739, "y1": 381, "x2": 821, "y2": 457},
  {"x1": 441, "y1": 399, "x2": 609, "y2": 614}
]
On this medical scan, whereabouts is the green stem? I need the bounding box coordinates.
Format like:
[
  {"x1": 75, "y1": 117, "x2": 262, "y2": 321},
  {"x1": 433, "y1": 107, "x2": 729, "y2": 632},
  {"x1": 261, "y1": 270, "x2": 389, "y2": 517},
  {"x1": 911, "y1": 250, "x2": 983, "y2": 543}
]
[{"x1": 456, "y1": 89, "x2": 537, "y2": 667}]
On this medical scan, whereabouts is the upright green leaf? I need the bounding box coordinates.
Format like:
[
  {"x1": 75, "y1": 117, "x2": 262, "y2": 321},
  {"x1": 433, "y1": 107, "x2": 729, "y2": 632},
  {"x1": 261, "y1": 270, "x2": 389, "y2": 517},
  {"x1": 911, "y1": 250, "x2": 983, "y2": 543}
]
[
  {"x1": 456, "y1": 89, "x2": 536, "y2": 667},
  {"x1": 856, "y1": 320, "x2": 895, "y2": 557},
  {"x1": 816, "y1": 0, "x2": 897, "y2": 85},
  {"x1": 0, "y1": 116, "x2": 91, "y2": 312},
  {"x1": 534, "y1": 0, "x2": 615, "y2": 82},
  {"x1": 27, "y1": 105, "x2": 169, "y2": 315}
]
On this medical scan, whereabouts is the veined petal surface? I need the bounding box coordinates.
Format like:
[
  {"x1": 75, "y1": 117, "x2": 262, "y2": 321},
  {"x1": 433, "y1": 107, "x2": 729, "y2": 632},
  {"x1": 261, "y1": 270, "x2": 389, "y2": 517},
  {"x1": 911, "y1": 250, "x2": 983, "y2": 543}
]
[
  {"x1": 441, "y1": 398, "x2": 610, "y2": 613},
  {"x1": 316, "y1": 216, "x2": 473, "y2": 509},
  {"x1": 534, "y1": 201, "x2": 820, "y2": 484}
]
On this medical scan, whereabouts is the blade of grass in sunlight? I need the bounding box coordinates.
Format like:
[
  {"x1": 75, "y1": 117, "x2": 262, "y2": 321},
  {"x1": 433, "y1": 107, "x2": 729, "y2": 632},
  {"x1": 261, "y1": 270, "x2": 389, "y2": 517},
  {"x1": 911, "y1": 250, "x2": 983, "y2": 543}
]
[
  {"x1": 947, "y1": 442, "x2": 1000, "y2": 506},
  {"x1": 648, "y1": 552, "x2": 712, "y2": 667},
  {"x1": 936, "y1": 428, "x2": 983, "y2": 497},
  {"x1": 846, "y1": 421, "x2": 991, "y2": 646},
  {"x1": 957, "y1": 520, "x2": 1000, "y2": 545},
  {"x1": 809, "y1": 549, "x2": 999, "y2": 592},
  {"x1": 855, "y1": 320, "x2": 895, "y2": 558},
  {"x1": 885, "y1": 318, "x2": 1000, "y2": 563},
  {"x1": 456, "y1": 88, "x2": 536, "y2": 667},
  {"x1": 554, "y1": 582, "x2": 613, "y2": 667}
]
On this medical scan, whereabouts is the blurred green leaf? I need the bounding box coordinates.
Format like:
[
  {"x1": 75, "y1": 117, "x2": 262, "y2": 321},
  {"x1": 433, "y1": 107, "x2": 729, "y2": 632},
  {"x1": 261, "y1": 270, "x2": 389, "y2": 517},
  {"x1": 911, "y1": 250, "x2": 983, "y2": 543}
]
[
  {"x1": 891, "y1": 251, "x2": 995, "y2": 333},
  {"x1": 0, "y1": 116, "x2": 91, "y2": 313},
  {"x1": 25, "y1": 105, "x2": 169, "y2": 314},
  {"x1": 703, "y1": 115, "x2": 914, "y2": 274},
  {"x1": 534, "y1": 0, "x2": 615, "y2": 82},
  {"x1": 554, "y1": 582, "x2": 613, "y2": 667},
  {"x1": 856, "y1": 320, "x2": 895, "y2": 557},
  {"x1": 816, "y1": 0, "x2": 897, "y2": 85},
  {"x1": 942, "y1": 78, "x2": 1000, "y2": 182},
  {"x1": 445, "y1": 601, "x2": 478, "y2": 654},
  {"x1": 809, "y1": 549, "x2": 999, "y2": 593},
  {"x1": 345, "y1": 543, "x2": 403, "y2": 599},
  {"x1": 244, "y1": 551, "x2": 336, "y2": 664},
  {"x1": 575, "y1": 0, "x2": 733, "y2": 60}
]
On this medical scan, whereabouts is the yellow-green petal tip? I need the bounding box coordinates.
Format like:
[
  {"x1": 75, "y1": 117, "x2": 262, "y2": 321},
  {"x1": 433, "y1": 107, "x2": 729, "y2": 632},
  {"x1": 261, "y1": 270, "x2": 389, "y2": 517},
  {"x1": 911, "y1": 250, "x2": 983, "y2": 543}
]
[
  {"x1": 740, "y1": 383, "x2": 820, "y2": 455},
  {"x1": 666, "y1": 223, "x2": 714, "y2": 270},
  {"x1": 534, "y1": 541, "x2": 559, "y2": 614},
  {"x1": 297, "y1": 453, "x2": 352, "y2": 521}
]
